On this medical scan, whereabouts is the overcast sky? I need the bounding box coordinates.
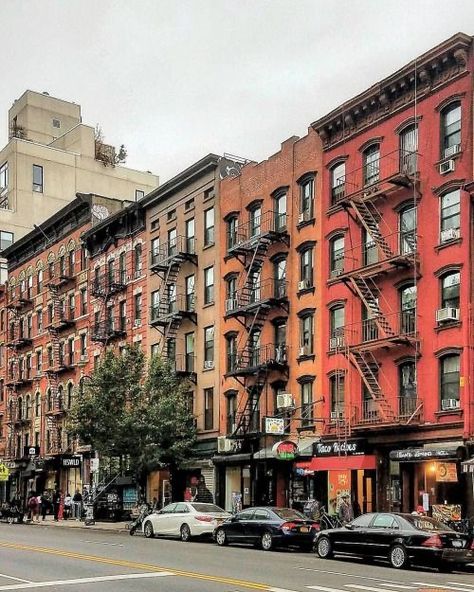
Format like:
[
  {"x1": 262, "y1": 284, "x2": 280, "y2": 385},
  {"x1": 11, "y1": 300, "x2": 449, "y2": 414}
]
[{"x1": 1, "y1": 1, "x2": 473, "y2": 182}]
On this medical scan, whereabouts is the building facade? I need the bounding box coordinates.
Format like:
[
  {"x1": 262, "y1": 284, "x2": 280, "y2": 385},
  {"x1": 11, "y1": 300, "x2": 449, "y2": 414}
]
[{"x1": 307, "y1": 32, "x2": 473, "y2": 515}]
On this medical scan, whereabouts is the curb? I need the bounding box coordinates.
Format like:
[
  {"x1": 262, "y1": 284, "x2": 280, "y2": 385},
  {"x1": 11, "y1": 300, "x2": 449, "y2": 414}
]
[{"x1": 20, "y1": 521, "x2": 133, "y2": 535}]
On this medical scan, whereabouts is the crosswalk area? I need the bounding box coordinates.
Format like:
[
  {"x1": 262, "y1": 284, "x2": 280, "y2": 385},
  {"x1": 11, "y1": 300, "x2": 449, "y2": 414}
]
[{"x1": 306, "y1": 580, "x2": 474, "y2": 592}]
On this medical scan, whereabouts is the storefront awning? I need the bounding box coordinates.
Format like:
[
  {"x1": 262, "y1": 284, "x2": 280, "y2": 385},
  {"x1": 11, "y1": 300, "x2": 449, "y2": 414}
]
[
  {"x1": 212, "y1": 453, "x2": 252, "y2": 465},
  {"x1": 462, "y1": 458, "x2": 474, "y2": 473},
  {"x1": 296, "y1": 454, "x2": 377, "y2": 472},
  {"x1": 389, "y1": 447, "x2": 459, "y2": 462}
]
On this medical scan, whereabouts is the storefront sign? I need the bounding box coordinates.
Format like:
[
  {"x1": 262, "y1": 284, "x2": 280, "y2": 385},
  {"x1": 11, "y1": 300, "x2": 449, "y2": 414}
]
[
  {"x1": 264, "y1": 417, "x2": 285, "y2": 435},
  {"x1": 61, "y1": 456, "x2": 82, "y2": 469},
  {"x1": 435, "y1": 462, "x2": 458, "y2": 482},
  {"x1": 432, "y1": 504, "x2": 461, "y2": 522},
  {"x1": 90, "y1": 458, "x2": 100, "y2": 473},
  {"x1": 272, "y1": 440, "x2": 297, "y2": 461},
  {"x1": 314, "y1": 440, "x2": 366, "y2": 456},
  {"x1": 328, "y1": 469, "x2": 351, "y2": 514},
  {"x1": 0, "y1": 463, "x2": 10, "y2": 482},
  {"x1": 390, "y1": 448, "x2": 458, "y2": 461},
  {"x1": 24, "y1": 446, "x2": 40, "y2": 457}
]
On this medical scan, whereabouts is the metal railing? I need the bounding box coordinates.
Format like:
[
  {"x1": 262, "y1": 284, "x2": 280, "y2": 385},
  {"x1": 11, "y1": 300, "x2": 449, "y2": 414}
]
[
  {"x1": 231, "y1": 343, "x2": 289, "y2": 372},
  {"x1": 150, "y1": 236, "x2": 195, "y2": 268},
  {"x1": 91, "y1": 271, "x2": 127, "y2": 297},
  {"x1": 227, "y1": 210, "x2": 288, "y2": 253},
  {"x1": 149, "y1": 294, "x2": 194, "y2": 323},
  {"x1": 353, "y1": 396, "x2": 421, "y2": 425},
  {"x1": 334, "y1": 310, "x2": 417, "y2": 348},
  {"x1": 225, "y1": 279, "x2": 287, "y2": 313}
]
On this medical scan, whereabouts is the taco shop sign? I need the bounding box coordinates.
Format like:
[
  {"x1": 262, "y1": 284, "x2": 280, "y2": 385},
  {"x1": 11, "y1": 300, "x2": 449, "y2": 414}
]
[{"x1": 273, "y1": 440, "x2": 298, "y2": 461}]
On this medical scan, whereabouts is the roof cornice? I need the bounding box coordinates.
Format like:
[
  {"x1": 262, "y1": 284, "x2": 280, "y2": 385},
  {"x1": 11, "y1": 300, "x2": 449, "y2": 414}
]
[{"x1": 311, "y1": 32, "x2": 472, "y2": 151}]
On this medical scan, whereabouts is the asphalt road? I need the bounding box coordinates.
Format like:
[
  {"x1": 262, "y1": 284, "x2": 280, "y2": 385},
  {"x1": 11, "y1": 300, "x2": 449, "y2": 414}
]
[{"x1": 0, "y1": 523, "x2": 473, "y2": 592}]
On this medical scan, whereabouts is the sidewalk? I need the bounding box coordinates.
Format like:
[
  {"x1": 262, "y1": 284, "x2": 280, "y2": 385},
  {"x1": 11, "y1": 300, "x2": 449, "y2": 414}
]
[{"x1": 25, "y1": 516, "x2": 132, "y2": 534}]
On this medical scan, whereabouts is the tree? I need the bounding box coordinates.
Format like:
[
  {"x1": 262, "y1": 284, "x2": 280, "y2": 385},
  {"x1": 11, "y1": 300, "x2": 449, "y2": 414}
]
[
  {"x1": 67, "y1": 346, "x2": 196, "y2": 486},
  {"x1": 94, "y1": 124, "x2": 127, "y2": 167}
]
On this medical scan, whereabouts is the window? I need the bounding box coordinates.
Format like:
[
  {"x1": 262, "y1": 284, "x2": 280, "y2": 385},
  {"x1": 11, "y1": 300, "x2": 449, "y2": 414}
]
[
  {"x1": 150, "y1": 343, "x2": 160, "y2": 358},
  {"x1": 226, "y1": 334, "x2": 237, "y2": 372},
  {"x1": 26, "y1": 314, "x2": 32, "y2": 338},
  {"x1": 37, "y1": 309, "x2": 43, "y2": 333},
  {"x1": 37, "y1": 268, "x2": 43, "y2": 292},
  {"x1": 204, "y1": 388, "x2": 214, "y2": 430},
  {"x1": 331, "y1": 162, "x2": 345, "y2": 203},
  {"x1": 0, "y1": 231, "x2": 13, "y2": 251},
  {"x1": 330, "y1": 235, "x2": 344, "y2": 277},
  {"x1": 204, "y1": 187, "x2": 215, "y2": 201},
  {"x1": 134, "y1": 244, "x2": 142, "y2": 277},
  {"x1": 0, "y1": 162, "x2": 8, "y2": 192},
  {"x1": 150, "y1": 290, "x2": 160, "y2": 321},
  {"x1": 134, "y1": 294, "x2": 142, "y2": 323},
  {"x1": 299, "y1": 176, "x2": 314, "y2": 219},
  {"x1": 52, "y1": 118, "x2": 61, "y2": 129},
  {"x1": 167, "y1": 283, "x2": 177, "y2": 313},
  {"x1": 185, "y1": 275, "x2": 195, "y2": 311},
  {"x1": 363, "y1": 228, "x2": 378, "y2": 266},
  {"x1": 166, "y1": 337, "x2": 176, "y2": 363},
  {"x1": 300, "y1": 313, "x2": 314, "y2": 354},
  {"x1": 274, "y1": 257, "x2": 287, "y2": 298},
  {"x1": 363, "y1": 144, "x2": 380, "y2": 186},
  {"x1": 32, "y1": 164, "x2": 44, "y2": 192},
  {"x1": 204, "y1": 326, "x2": 214, "y2": 366},
  {"x1": 330, "y1": 305, "x2": 345, "y2": 345},
  {"x1": 185, "y1": 218, "x2": 195, "y2": 253},
  {"x1": 227, "y1": 216, "x2": 238, "y2": 250},
  {"x1": 373, "y1": 514, "x2": 398, "y2": 529},
  {"x1": 135, "y1": 189, "x2": 145, "y2": 201},
  {"x1": 441, "y1": 102, "x2": 461, "y2": 158},
  {"x1": 399, "y1": 124, "x2": 418, "y2": 174},
  {"x1": 249, "y1": 268, "x2": 261, "y2": 304},
  {"x1": 0, "y1": 262, "x2": 7, "y2": 284},
  {"x1": 204, "y1": 266, "x2": 214, "y2": 304},
  {"x1": 248, "y1": 329, "x2": 261, "y2": 367},
  {"x1": 80, "y1": 333, "x2": 87, "y2": 357},
  {"x1": 440, "y1": 189, "x2": 460, "y2": 239},
  {"x1": 119, "y1": 251, "x2": 126, "y2": 283},
  {"x1": 151, "y1": 237, "x2": 160, "y2": 263},
  {"x1": 67, "y1": 383, "x2": 74, "y2": 408},
  {"x1": 167, "y1": 209, "x2": 176, "y2": 221},
  {"x1": 441, "y1": 271, "x2": 460, "y2": 310},
  {"x1": 399, "y1": 205, "x2": 417, "y2": 254},
  {"x1": 274, "y1": 320, "x2": 287, "y2": 362},
  {"x1": 47, "y1": 346, "x2": 53, "y2": 368},
  {"x1": 35, "y1": 392, "x2": 41, "y2": 415},
  {"x1": 330, "y1": 374, "x2": 345, "y2": 415},
  {"x1": 440, "y1": 354, "x2": 460, "y2": 406},
  {"x1": 299, "y1": 247, "x2": 313, "y2": 286},
  {"x1": 67, "y1": 338, "x2": 74, "y2": 365},
  {"x1": 119, "y1": 301, "x2": 126, "y2": 332},
  {"x1": 185, "y1": 198, "x2": 194, "y2": 210},
  {"x1": 249, "y1": 205, "x2": 261, "y2": 238},
  {"x1": 185, "y1": 332, "x2": 195, "y2": 372},
  {"x1": 301, "y1": 381, "x2": 313, "y2": 426},
  {"x1": 274, "y1": 191, "x2": 287, "y2": 231},
  {"x1": 204, "y1": 208, "x2": 215, "y2": 246},
  {"x1": 400, "y1": 284, "x2": 416, "y2": 333},
  {"x1": 80, "y1": 288, "x2": 87, "y2": 316},
  {"x1": 167, "y1": 228, "x2": 177, "y2": 259},
  {"x1": 399, "y1": 361, "x2": 417, "y2": 415},
  {"x1": 226, "y1": 392, "x2": 237, "y2": 434}
]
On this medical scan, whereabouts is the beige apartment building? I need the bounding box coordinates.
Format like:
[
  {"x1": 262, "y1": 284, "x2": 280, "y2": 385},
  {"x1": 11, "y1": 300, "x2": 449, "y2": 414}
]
[
  {"x1": 142, "y1": 154, "x2": 244, "y2": 500},
  {"x1": 0, "y1": 90, "x2": 159, "y2": 280}
]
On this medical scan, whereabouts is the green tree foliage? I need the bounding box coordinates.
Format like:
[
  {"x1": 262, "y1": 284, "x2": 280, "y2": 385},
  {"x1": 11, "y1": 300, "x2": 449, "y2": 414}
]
[{"x1": 67, "y1": 346, "x2": 195, "y2": 475}]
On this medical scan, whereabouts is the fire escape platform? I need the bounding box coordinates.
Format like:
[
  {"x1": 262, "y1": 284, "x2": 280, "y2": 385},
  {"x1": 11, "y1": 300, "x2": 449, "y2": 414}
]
[
  {"x1": 349, "y1": 334, "x2": 417, "y2": 352},
  {"x1": 334, "y1": 253, "x2": 417, "y2": 284},
  {"x1": 149, "y1": 309, "x2": 196, "y2": 327}
]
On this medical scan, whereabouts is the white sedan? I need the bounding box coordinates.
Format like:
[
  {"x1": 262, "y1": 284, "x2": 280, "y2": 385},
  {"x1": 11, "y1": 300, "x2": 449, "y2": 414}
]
[{"x1": 142, "y1": 502, "x2": 231, "y2": 541}]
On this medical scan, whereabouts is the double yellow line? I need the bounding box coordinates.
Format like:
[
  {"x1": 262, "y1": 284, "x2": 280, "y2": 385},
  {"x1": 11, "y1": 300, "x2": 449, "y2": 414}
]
[{"x1": 0, "y1": 541, "x2": 270, "y2": 590}]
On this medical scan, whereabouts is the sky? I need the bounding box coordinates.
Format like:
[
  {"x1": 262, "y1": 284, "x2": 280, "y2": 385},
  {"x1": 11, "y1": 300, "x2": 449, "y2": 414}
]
[{"x1": 1, "y1": 0, "x2": 473, "y2": 182}]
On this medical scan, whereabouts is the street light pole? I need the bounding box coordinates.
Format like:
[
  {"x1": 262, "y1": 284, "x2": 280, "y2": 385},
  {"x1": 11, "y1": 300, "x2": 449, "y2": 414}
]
[{"x1": 78, "y1": 374, "x2": 96, "y2": 525}]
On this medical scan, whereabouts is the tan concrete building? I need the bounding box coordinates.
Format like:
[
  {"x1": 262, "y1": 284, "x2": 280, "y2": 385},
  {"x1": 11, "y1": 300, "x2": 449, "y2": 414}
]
[
  {"x1": 142, "y1": 154, "x2": 245, "y2": 501},
  {"x1": 0, "y1": 90, "x2": 159, "y2": 280}
]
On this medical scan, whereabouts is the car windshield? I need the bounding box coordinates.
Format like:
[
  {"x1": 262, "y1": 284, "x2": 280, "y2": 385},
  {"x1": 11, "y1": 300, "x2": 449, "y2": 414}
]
[
  {"x1": 273, "y1": 508, "x2": 305, "y2": 520},
  {"x1": 404, "y1": 515, "x2": 453, "y2": 532},
  {"x1": 191, "y1": 503, "x2": 226, "y2": 513}
]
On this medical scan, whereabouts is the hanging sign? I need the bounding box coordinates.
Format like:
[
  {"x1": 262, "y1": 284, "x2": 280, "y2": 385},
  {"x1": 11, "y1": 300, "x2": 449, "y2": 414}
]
[
  {"x1": 314, "y1": 440, "x2": 366, "y2": 456},
  {"x1": 61, "y1": 456, "x2": 82, "y2": 468},
  {"x1": 435, "y1": 462, "x2": 458, "y2": 482},
  {"x1": 272, "y1": 440, "x2": 297, "y2": 461},
  {"x1": 24, "y1": 446, "x2": 40, "y2": 457},
  {"x1": 264, "y1": 417, "x2": 285, "y2": 435}
]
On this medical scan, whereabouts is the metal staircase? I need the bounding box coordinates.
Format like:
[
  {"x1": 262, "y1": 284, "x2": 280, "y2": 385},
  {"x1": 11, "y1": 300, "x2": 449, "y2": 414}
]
[{"x1": 349, "y1": 275, "x2": 395, "y2": 338}]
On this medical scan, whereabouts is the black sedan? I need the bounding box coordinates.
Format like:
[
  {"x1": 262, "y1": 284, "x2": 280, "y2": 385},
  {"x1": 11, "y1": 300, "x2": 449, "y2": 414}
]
[
  {"x1": 214, "y1": 507, "x2": 319, "y2": 551},
  {"x1": 314, "y1": 512, "x2": 474, "y2": 571}
]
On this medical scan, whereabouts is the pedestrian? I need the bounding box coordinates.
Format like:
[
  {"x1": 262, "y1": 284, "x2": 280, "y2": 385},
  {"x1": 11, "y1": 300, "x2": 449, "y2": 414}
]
[
  {"x1": 41, "y1": 491, "x2": 50, "y2": 520},
  {"x1": 72, "y1": 489, "x2": 82, "y2": 520},
  {"x1": 194, "y1": 475, "x2": 213, "y2": 503},
  {"x1": 53, "y1": 489, "x2": 61, "y2": 521},
  {"x1": 64, "y1": 493, "x2": 72, "y2": 520},
  {"x1": 338, "y1": 493, "x2": 354, "y2": 525},
  {"x1": 352, "y1": 495, "x2": 362, "y2": 518},
  {"x1": 28, "y1": 493, "x2": 39, "y2": 523}
]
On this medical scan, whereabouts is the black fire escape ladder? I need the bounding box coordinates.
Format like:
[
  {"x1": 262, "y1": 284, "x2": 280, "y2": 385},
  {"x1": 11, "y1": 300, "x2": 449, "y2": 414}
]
[
  {"x1": 348, "y1": 275, "x2": 395, "y2": 339},
  {"x1": 350, "y1": 197, "x2": 394, "y2": 259}
]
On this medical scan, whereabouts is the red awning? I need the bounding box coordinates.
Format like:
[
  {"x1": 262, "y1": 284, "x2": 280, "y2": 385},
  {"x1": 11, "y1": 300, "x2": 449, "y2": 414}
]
[{"x1": 296, "y1": 454, "x2": 377, "y2": 472}]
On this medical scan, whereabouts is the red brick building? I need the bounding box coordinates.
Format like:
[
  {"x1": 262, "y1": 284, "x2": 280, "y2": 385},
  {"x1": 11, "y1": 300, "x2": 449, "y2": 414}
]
[{"x1": 308, "y1": 32, "x2": 473, "y2": 515}]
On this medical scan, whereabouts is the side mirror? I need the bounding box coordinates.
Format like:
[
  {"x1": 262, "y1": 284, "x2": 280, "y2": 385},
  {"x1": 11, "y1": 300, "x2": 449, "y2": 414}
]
[
  {"x1": 230, "y1": 516, "x2": 238, "y2": 522},
  {"x1": 345, "y1": 523, "x2": 353, "y2": 530}
]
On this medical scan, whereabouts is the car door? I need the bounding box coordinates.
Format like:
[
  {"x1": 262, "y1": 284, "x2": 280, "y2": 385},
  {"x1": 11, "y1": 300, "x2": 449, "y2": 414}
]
[
  {"x1": 226, "y1": 509, "x2": 255, "y2": 542},
  {"x1": 334, "y1": 513, "x2": 374, "y2": 555},
  {"x1": 246, "y1": 508, "x2": 271, "y2": 542},
  {"x1": 170, "y1": 503, "x2": 190, "y2": 536},
  {"x1": 367, "y1": 513, "x2": 400, "y2": 556},
  {"x1": 153, "y1": 503, "x2": 177, "y2": 535}
]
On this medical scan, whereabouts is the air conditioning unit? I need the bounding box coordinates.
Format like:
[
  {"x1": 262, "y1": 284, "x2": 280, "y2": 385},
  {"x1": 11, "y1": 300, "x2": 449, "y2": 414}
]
[
  {"x1": 330, "y1": 336, "x2": 345, "y2": 350},
  {"x1": 331, "y1": 268, "x2": 343, "y2": 278},
  {"x1": 299, "y1": 345, "x2": 309, "y2": 357},
  {"x1": 330, "y1": 411, "x2": 344, "y2": 420},
  {"x1": 217, "y1": 436, "x2": 233, "y2": 454},
  {"x1": 225, "y1": 298, "x2": 238, "y2": 312},
  {"x1": 436, "y1": 307, "x2": 460, "y2": 323},
  {"x1": 79, "y1": 354, "x2": 88, "y2": 363},
  {"x1": 444, "y1": 144, "x2": 461, "y2": 158},
  {"x1": 276, "y1": 393, "x2": 294, "y2": 409},
  {"x1": 439, "y1": 159, "x2": 455, "y2": 175},
  {"x1": 203, "y1": 360, "x2": 214, "y2": 370},
  {"x1": 298, "y1": 279, "x2": 311, "y2": 291},
  {"x1": 133, "y1": 320, "x2": 141, "y2": 328},
  {"x1": 441, "y1": 398, "x2": 460, "y2": 411},
  {"x1": 440, "y1": 227, "x2": 460, "y2": 243}
]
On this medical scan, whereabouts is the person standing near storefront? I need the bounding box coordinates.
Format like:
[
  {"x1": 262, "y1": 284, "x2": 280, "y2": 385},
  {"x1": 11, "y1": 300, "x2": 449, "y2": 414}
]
[
  {"x1": 52, "y1": 489, "x2": 61, "y2": 521},
  {"x1": 338, "y1": 494, "x2": 354, "y2": 524},
  {"x1": 72, "y1": 489, "x2": 83, "y2": 520}
]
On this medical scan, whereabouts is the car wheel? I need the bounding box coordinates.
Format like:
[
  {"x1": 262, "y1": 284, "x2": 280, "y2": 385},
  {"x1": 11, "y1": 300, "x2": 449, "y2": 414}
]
[
  {"x1": 389, "y1": 544, "x2": 409, "y2": 569},
  {"x1": 143, "y1": 521, "x2": 154, "y2": 539},
  {"x1": 316, "y1": 536, "x2": 333, "y2": 559},
  {"x1": 180, "y1": 523, "x2": 191, "y2": 542},
  {"x1": 215, "y1": 528, "x2": 227, "y2": 546},
  {"x1": 260, "y1": 531, "x2": 273, "y2": 551}
]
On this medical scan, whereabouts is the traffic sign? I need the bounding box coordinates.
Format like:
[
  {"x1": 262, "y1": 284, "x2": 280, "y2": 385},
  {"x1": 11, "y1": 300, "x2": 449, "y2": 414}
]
[{"x1": 0, "y1": 462, "x2": 10, "y2": 482}]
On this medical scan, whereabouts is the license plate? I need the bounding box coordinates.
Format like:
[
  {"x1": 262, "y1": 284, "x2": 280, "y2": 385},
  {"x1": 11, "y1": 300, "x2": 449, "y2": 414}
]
[
  {"x1": 300, "y1": 527, "x2": 310, "y2": 533},
  {"x1": 452, "y1": 540, "x2": 464, "y2": 548}
]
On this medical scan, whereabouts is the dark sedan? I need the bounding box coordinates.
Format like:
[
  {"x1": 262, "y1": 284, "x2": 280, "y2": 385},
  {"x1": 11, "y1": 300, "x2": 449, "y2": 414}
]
[
  {"x1": 314, "y1": 512, "x2": 474, "y2": 571},
  {"x1": 214, "y1": 507, "x2": 319, "y2": 551}
]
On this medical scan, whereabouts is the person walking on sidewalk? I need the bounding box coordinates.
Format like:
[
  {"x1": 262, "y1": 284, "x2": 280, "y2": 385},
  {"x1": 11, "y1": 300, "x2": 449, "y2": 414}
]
[
  {"x1": 41, "y1": 491, "x2": 50, "y2": 521},
  {"x1": 53, "y1": 489, "x2": 61, "y2": 521},
  {"x1": 72, "y1": 489, "x2": 82, "y2": 520},
  {"x1": 64, "y1": 493, "x2": 72, "y2": 520},
  {"x1": 28, "y1": 493, "x2": 39, "y2": 523}
]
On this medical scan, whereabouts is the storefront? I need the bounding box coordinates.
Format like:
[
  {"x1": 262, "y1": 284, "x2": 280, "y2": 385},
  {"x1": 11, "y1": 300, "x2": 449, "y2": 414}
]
[
  {"x1": 389, "y1": 444, "x2": 469, "y2": 516},
  {"x1": 174, "y1": 438, "x2": 218, "y2": 504},
  {"x1": 59, "y1": 455, "x2": 82, "y2": 496},
  {"x1": 294, "y1": 439, "x2": 376, "y2": 515},
  {"x1": 214, "y1": 453, "x2": 253, "y2": 512}
]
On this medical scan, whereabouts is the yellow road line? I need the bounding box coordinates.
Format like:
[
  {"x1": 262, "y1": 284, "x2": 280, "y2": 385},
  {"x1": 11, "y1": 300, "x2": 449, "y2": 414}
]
[{"x1": 0, "y1": 541, "x2": 270, "y2": 590}]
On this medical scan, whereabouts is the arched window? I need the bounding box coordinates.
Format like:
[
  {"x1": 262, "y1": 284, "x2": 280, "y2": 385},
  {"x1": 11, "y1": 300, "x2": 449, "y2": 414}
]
[
  {"x1": 17, "y1": 397, "x2": 23, "y2": 420},
  {"x1": 440, "y1": 354, "x2": 460, "y2": 410},
  {"x1": 363, "y1": 144, "x2": 380, "y2": 186},
  {"x1": 35, "y1": 392, "x2": 41, "y2": 416},
  {"x1": 330, "y1": 235, "x2": 345, "y2": 277},
  {"x1": 440, "y1": 271, "x2": 460, "y2": 310},
  {"x1": 67, "y1": 383, "x2": 74, "y2": 408},
  {"x1": 329, "y1": 374, "x2": 345, "y2": 418},
  {"x1": 399, "y1": 204, "x2": 417, "y2": 254},
  {"x1": 249, "y1": 204, "x2": 262, "y2": 238},
  {"x1": 330, "y1": 305, "x2": 345, "y2": 349},
  {"x1": 399, "y1": 361, "x2": 417, "y2": 416},
  {"x1": 441, "y1": 102, "x2": 461, "y2": 159},
  {"x1": 440, "y1": 189, "x2": 460, "y2": 243},
  {"x1": 25, "y1": 394, "x2": 31, "y2": 419},
  {"x1": 399, "y1": 124, "x2": 418, "y2": 174},
  {"x1": 331, "y1": 162, "x2": 345, "y2": 204},
  {"x1": 400, "y1": 283, "x2": 416, "y2": 333},
  {"x1": 227, "y1": 215, "x2": 238, "y2": 251},
  {"x1": 273, "y1": 190, "x2": 287, "y2": 232}
]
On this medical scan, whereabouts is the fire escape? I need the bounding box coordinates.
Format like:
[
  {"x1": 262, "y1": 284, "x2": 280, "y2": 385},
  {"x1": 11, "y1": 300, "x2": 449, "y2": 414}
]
[
  {"x1": 149, "y1": 235, "x2": 197, "y2": 379},
  {"x1": 44, "y1": 254, "x2": 77, "y2": 455},
  {"x1": 225, "y1": 210, "x2": 290, "y2": 438},
  {"x1": 330, "y1": 149, "x2": 421, "y2": 430},
  {"x1": 90, "y1": 264, "x2": 127, "y2": 345}
]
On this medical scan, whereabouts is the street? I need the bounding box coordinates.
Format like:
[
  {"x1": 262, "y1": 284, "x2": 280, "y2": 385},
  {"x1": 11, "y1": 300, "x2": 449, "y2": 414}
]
[{"x1": 0, "y1": 524, "x2": 473, "y2": 592}]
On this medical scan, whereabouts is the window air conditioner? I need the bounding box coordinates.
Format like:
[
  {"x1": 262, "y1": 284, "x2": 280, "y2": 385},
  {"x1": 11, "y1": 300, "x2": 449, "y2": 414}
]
[
  {"x1": 436, "y1": 307, "x2": 460, "y2": 323},
  {"x1": 298, "y1": 213, "x2": 305, "y2": 224},
  {"x1": 444, "y1": 144, "x2": 461, "y2": 158},
  {"x1": 298, "y1": 279, "x2": 311, "y2": 291},
  {"x1": 217, "y1": 436, "x2": 233, "y2": 453},
  {"x1": 133, "y1": 320, "x2": 141, "y2": 328},
  {"x1": 225, "y1": 298, "x2": 238, "y2": 312},
  {"x1": 330, "y1": 336, "x2": 345, "y2": 350},
  {"x1": 203, "y1": 360, "x2": 214, "y2": 370},
  {"x1": 299, "y1": 346, "x2": 310, "y2": 357},
  {"x1": 440, "y1": 227, "x2": 460, "y2": 243},
  {"x1": 276, "y1": 393, "x2": 294, "y2": 409},
  {"x1": 330, "y1": 411, "x2": 344, "y2": 420},
  {"x1": 331, "y1": 268, "x2": 344, "y2": 278},
  {"x1": 441, "y1": 398, "x2": 460, "y2": 411},
  {"x1": 439, "y1": 159, "x2": 455, "y2": 175}
]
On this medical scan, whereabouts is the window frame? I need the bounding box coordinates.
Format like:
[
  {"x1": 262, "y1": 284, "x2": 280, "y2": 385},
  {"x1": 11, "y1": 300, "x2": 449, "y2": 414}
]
[
  {"x1": 204, "y1": 387, "x2": 214, "y2": 430},
  {"x1": 204, "y1": 207, "x2": 215, "y2": 247},
  {"x1": 440, "y1": 102, "x2": 461, "y2": 159},
  {"x1": 204, "y1": 266, "x2": 214, "y2": 305},
  {"x1": 439, "y1": 354, "x2": 460, "y2": 406},
  {"x1": 32, "y1": 164, "x2": 44, "y2": 193}
]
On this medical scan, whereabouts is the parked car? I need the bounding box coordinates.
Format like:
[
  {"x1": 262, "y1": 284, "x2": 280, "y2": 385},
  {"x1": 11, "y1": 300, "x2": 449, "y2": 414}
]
[
  {"x1": 314, "y1": 512, "x2": 474, "y2": 571},
  {"x1": 214, "y1": 507, "x2": 319, "y2": 551},
  {"x1": 142, "y1": 502, "x2": 230, "y2": 541}
]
